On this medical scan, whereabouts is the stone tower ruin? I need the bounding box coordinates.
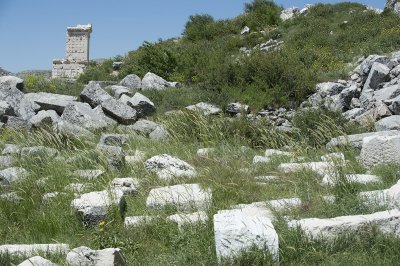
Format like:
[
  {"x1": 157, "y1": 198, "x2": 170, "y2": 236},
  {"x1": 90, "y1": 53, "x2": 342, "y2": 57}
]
[{"x1": 52, "y1": 24, "x2": 92, "y2": 79}]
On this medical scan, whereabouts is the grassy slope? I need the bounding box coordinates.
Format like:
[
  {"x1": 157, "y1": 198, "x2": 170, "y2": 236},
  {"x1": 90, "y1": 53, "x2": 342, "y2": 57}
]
[{"x1": 1, "y1": 110, "x2": 400, "y2": 265}]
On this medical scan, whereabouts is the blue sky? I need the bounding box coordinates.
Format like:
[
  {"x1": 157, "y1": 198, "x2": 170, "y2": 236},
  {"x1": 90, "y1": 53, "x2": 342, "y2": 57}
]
[{"x1": 0, "y1": 0, "x2": 384, "y2": 72}]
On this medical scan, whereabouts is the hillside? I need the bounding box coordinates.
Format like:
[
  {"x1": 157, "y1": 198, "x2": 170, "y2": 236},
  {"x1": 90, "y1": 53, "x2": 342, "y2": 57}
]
[
  {"x1": 2, "y1": 1, "x2": 400, "y2": 265},
  {"x1": 73, "y1": 2, "x2": 400, "y2": 110}
]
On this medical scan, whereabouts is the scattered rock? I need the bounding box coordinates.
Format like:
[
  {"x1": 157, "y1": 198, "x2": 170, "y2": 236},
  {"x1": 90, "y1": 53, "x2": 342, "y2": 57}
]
[
  {"x1": 144, "y1": 154, "x2": 197, "y2": 180},
  {"x1": 361, "y1": 135, "x2": 400, "y2": 168},
  {"x1": 214, "y1": 208, "x2": 279, "y2": 262},
  {"x1": 186, "y1": 102, "x2": 222, "y2": 116},
  {"x1": 122, "y1": 119, "x2": 158, "y2": 136},
  {"x1": 71, "y1": 189, "x2": 125, "y2": 226},
  {"x1": 142, "y1": 72, "x2": 174, "y2": 91},
  {"x1": 66, "y1": 246, "x2": 126, "y2": 266},
  {"x1": 197, "y1": 148, "x2": 216, "y2": 157},
  {"x1": 124, "y1": 216, "x2": 155, "y2": 227},
  {"x1": 0, "y1": 156, "x2": 15, "y2": 168},
  {"x1": 0, "y1": 244, "x2": 69, "y2": 257},
  {"x1": 20, "y1": 146, "x2": 58, "y2": 157},
  {"x1": 74, "y1": 170, "x2": 104, "y2": 180},
  {"x1": 240, "y1": 26, "x2": 250, "y2": 35},
  {"x1": 25, "y1": 92, "x2": 77, "y2": 114},
  {"x1": 18, "y1": 255, "x2": 57, "y2": 266},
  {"x1": 99, "y1": 134, "x2": 129, "y2": 147},
  {"x1": 108, "y1": 85, "x2": 131, "y2": 99},
  {"x1": 61, "y1": 102, "x2": 110, "y2": 131},
  {"x1": 53, "y1": 120, "x2": 95, "y2": 139},
  {"x1": 321, "y1": 152, "x2": 345, "y2": 162},
  {"x1": 29, "y1": 110, "x2": 59, "y2": 128},
  {"x1": 97, "y1": 144, "x2": 125, "y2": 170},
  {"x1": 288, "y1": 209, "x2": 400, "y2": 239},
  {"x1": 226, "y1": 102, "x2": 250, "y2": 116},
  {"x1": 80, "y1": 82, "x2": 112, "y2": 107},
  {"x1": 101, "y1": 98, "x2": 137, "y2": 125},
  {"x1": 110, "y1": 177, "x2": 140, "y2": 195},
  {"x1": 278, "y1": 162, "x2": 334, "y2": 176},
  {"x1": 6, "y1": 116, "x2": 32, "y2": 131},
  {"x1": 0, "y1": 167, "x2": 29, "y2": 185},
  {"x1": 119, "y1": 74, "x2": 141, "y2": 91},
  {"x1": 146, "y1": 184, "x2": 212, "y2": 211},
  {"x1": 167, "y1": 211, "x2": 208, "y2": 229},
  {"x1": 326, "y1": 130, "x2": 400, "y2": 151},
  {"x1": 125, "y1": 150, "x2": 146, "y2": 165},
  {"x1": 375, "y1": 115, "x2": 400, "y2": 131},
  {"x1": 149, "y1": 125, "x2": 168, "y2": 141},
  {"x1": 322, "y1": 174, "x2": 381, "y2": 185},
  {"x1": 0, "y1": 76, "x2": 24, "y2": 91},
  {"x1": 120, "y1": 93, "x2": 155, "y2": 117}
]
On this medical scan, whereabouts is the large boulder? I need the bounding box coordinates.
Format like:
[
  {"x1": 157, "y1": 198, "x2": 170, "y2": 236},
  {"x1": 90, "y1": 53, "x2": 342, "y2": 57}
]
[
  {"x1": 214, "y1": 208, "x2": 279, "y2": 262},
  {"x1": 353, "y1": 55, "x2": 389, "y2": 76},
  {"x1": 24, "y1": 92, "x2": 77, "y2": 114},
  {"x1": 6, "y1": 117, "x2": 32, "y2": 131},
  {"x1": 108, "y1": 85, "x2": 131, "y2": 99},
  {"x1": 101, "y1": 98, "x2": 137, "y2": 124},
  {"x1": 120, "y1": 92, "x2": 155, "y2": 117},
  {"x1": 354, "y1": 100, "x2": 392, "y2": 126},
  {"x1": 0, "y1": 76, "x2": 24, "y2": 91},
  {"x1": 0, "y1": 86, "x2": 37, "y2": 120},
  {"x1": 0, "y1": 101, "x2": 14, "y2": 118},
  {"x1": 119, "y1": 74, "x2": 141, "y2": 91},
  {"x1": 375, "y1": 115, "x2": 400, "y2": 131},
  {"x1": 66, "y1": 246, "x2": 126, "y2": 266},
  {"x1": 361, "y1": 135, "x2": 400, "y2": 168},
  {"x1": 363, "y1": 62, "x2": 390, "y2": 91},
  {"x1": 80, "y1": 82, "x2": 112, "y2": 107},
  {"x1": 61, "y1": 102, "x2": 110, "y2": 131},
  {"x1": 141, "y1": 72, "x2": 176, "y2": 91},
  {"x1": 29, "y1": 110, "x2": 59, "y2": 128},
  {"x1": 373, "y1": 84, "x2": 400, "y2": 102},
  {"x1": 146, "y1": 183, "x2": 212, "y2": 211}
]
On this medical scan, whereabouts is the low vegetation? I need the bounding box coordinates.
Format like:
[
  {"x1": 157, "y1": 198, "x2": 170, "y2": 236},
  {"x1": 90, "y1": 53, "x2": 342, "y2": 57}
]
[
  {"x1": 1, "y1": 107, "x2": 400, "y2": 264},
  {"x1": 5, "y1": 1, "x2": 400, "y2": 265}
]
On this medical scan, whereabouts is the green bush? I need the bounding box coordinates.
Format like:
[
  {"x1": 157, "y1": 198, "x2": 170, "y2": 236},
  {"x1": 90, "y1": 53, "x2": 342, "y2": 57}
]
[
  {"x1": 77, "y1": 59, "x2": 117, "y2": 84},
  {"x1": 119, "y1": 41, "x2": 177, "y2": 80},
  {"x1": 24, "y1": 74, "x2": 83, "y2": 96}
]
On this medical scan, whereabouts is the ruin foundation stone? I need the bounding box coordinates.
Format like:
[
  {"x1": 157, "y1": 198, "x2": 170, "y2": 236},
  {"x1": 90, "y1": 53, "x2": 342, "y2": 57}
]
[{"x1": 52, "y1": 24, "x2": 92, "y2": 79}]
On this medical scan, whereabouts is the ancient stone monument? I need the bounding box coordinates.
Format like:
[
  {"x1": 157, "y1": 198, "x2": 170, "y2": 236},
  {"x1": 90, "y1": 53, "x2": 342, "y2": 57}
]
[{"x1": 52, "y1": 24, "x2": 92, "y2": 79}]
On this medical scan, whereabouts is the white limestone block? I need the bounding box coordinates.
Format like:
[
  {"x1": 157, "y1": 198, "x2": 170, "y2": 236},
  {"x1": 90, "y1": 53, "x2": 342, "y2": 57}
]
[
  {"x1": 288, "y1": 209, "x2": 400, "y2": 239},
  {"x1": 146, "y1": 184, "x2": 212, "y2": 211},
  {"x1": 214, "y1": 208, "x2": 279, "y2": 262}
]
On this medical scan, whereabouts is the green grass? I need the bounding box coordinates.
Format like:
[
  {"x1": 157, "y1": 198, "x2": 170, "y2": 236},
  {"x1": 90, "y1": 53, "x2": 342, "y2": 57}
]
[{"x1": 1, "y1": 108, "x2": 400, "y2": 265}]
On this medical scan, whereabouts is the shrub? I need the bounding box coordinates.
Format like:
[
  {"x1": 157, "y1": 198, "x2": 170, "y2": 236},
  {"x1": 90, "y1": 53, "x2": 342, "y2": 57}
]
[
  {"x1": 77, "y1": 59, "x2": 117, "y2": 84},
  {"x1": 119, "y1": 40, "x2": 177, "y2": 80},
  {"x1": 24, "y1": 74, "x2": 83, "y2": 96}
]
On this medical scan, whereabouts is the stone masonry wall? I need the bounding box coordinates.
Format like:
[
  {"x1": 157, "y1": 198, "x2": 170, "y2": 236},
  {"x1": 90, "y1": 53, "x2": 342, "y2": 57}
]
[{"x1": 52, "y1": 24, "x2": 92, "y2": 79}]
